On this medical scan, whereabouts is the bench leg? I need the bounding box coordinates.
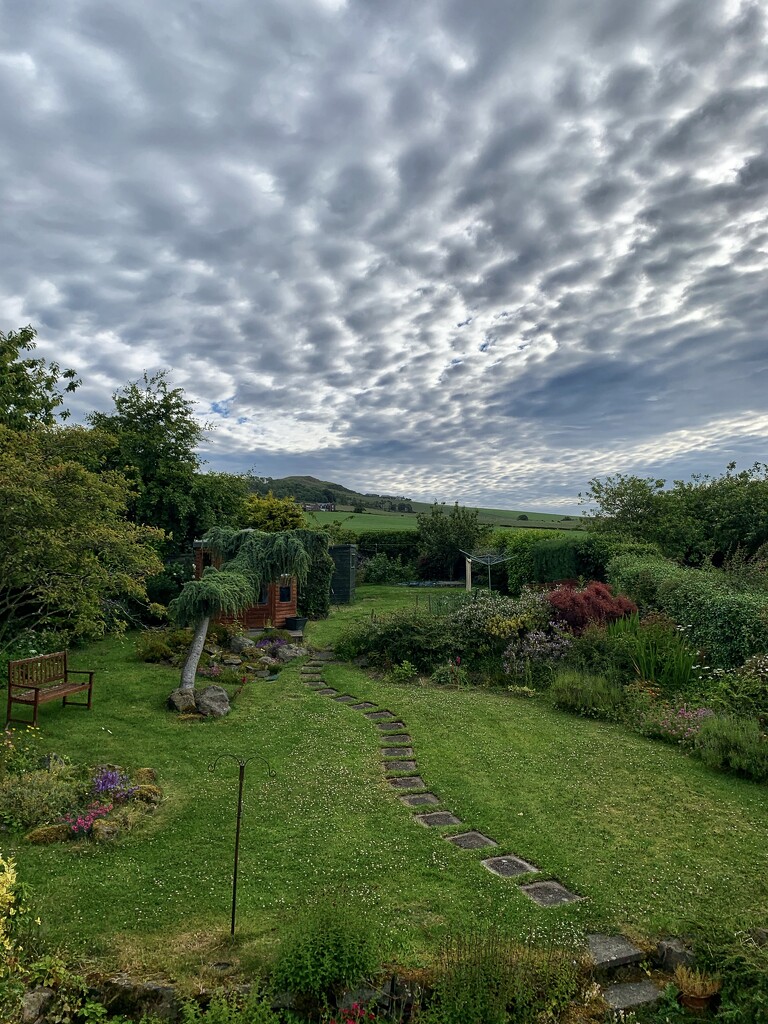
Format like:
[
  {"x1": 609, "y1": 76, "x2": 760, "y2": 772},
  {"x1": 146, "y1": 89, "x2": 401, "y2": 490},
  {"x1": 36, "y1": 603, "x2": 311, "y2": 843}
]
[
  {"x1": 33, "y1": 691, "x2": 40, "y2": 729},
  {"x1": 5, "y1": 686, "x2": 12, "y2": 728}
]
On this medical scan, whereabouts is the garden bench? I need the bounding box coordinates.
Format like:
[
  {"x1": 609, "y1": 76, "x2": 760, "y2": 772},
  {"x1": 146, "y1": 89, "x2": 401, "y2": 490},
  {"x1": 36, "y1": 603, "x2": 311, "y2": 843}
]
[{"x1": 6, "y1": 652, "x2": 94, "y2": 727}]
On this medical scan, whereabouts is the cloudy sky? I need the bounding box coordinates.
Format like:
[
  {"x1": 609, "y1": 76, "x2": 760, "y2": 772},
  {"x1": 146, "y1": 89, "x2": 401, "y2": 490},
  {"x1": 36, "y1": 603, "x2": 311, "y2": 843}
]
[{"x1": 3, "y1": 0, "x2": 768, "y2": 511}]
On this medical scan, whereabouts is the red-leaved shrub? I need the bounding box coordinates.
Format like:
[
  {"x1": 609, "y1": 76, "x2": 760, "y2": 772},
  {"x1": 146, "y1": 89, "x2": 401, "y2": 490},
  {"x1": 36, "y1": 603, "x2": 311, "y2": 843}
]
[{"x1": 547, "y1": 581, "x2": 636, "y2": 634}]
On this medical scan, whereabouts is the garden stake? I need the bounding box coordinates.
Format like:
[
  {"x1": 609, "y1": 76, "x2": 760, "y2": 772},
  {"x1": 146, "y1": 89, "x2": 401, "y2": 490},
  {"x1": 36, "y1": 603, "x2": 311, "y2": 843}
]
[{"x1": 209, "y1": 752, "x2": 276, "y2": 935}]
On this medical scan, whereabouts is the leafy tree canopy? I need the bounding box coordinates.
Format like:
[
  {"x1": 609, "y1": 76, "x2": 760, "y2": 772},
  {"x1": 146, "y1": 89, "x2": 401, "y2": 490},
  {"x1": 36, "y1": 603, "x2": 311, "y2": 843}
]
[
  {"x1": 241, "y1": 491, "x2": 306, "y2": 532},
  {"x1": 416, "y1": 502, "x2": 492, "y2": 579},
  {"x1": 0, "y1": 325, "x2": 81, "y2": 431},
  {"x1": 0, "y1": 425, "x2": 163, "y2": 652}
]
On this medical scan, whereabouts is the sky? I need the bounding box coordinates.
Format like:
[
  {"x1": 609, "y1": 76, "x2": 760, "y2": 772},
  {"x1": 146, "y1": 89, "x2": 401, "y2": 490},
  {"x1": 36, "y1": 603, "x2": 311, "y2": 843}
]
[{"x1": 2, "y1": 0, "x2": 768, "y2": 512}]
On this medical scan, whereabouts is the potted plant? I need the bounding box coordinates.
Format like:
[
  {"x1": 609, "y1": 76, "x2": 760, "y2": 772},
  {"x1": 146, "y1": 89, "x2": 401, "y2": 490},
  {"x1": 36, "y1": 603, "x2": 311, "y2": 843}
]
[
  {"x1": 284, "y1": 615, "x2": 309, "y2": 633},
  {"x1": 674, "y1": 965, "x2": 721, "y2": 1012}
]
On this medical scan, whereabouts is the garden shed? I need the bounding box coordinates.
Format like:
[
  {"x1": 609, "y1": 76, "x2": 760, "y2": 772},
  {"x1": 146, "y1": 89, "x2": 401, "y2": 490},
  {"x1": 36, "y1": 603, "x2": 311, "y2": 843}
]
[{"x1": 192, "y1": 540, "x2": 298, "y2": 629}]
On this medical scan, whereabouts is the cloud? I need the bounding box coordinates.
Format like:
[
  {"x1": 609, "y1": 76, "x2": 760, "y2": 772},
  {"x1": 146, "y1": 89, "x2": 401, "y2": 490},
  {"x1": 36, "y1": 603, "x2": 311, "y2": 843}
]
[{"x1": 2, "y1": 0, "x2": 768, "y2": 512}]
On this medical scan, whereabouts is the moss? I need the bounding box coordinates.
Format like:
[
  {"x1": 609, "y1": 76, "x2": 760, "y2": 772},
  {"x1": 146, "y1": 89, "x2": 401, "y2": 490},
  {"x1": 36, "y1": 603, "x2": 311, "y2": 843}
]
[
  {"x1": 25, "y1": 823, "x2": 72, "y2": 844},
  {"x1": 133, "y1": 768, "x2": 157, "y2": 785},
  {"x1": 91, "y1": 818, "x2": 122, "y2": 843},
  {"x1": 132, "y1": 784, "x2": 163, "y2": 804}
]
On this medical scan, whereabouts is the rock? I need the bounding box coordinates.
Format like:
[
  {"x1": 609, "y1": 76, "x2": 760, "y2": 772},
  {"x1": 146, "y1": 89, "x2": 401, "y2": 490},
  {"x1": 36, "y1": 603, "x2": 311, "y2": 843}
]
[
  {"x1": 22, "y1": 987, "x2": 55, "y2": 1024},
  {"x1": 203, "y1": 644, "x2": 221, "y2": 656},
  {"x1": 195, "y1": 685, "x2": 231, "y2": 717},
  {"x1": 133, "y1": 767, "x2": 157, "y2": 784},
  {"x1": 751, "y1": 927, "x2": 768, "y2": 946},
  {"x1": 657, "y1": 938, "x2": 695, "y2": 971},
  {"x1": 339, "y1": 987, "x2": 388, "y2": 1012},
  {"x1": 587, "y1": 934, "x2": 645, "y2": 971},
  {"x1": 25, "y1": 824, "x2": 71, "y2": 844},
  {"x1": 91, "y1": 818, "x2": 122, "y2": 842},
  {"x1": 222, "y1": 657, "x2": 243, "y2": 666},
  {"x1": 228, "y1": 636, "x2": 255, "y2": 654},
  {"x1": 132, "y1": 784, "x2": 163, "y2": 804},
  {"x1": 276, "y1": 644, "x2": 307, "y2": 661},
  {"x1": 102, "y1": 974, "x2": 178, "y2": 1021},
  {"x1": 167, "y1": 688, "x2": 197, "y2": 713},
  {"x1": 603, "y1": 980, "x2": 661, "y2": 1010}
]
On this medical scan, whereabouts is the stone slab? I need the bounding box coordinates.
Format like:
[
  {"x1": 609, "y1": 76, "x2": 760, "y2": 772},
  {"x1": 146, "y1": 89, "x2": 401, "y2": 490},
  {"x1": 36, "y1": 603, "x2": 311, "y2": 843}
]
[
  {"x1": 351, "y1": 702, "x2": 377, "y2": 710},
  {"x1": 381, "y1": 747, "x2": 414, "y2": 758},
  {"x1": 334, "y1": 695, "x2": 358, "y2": 703},
  {"x1": 384, "y1": 760, "x2": 418, "y2": 773},
  {"x1": 400, "y1": 793, "x2": 440, "y2": 807},
  {"x1": 445, "y1": 831, "x2": 498, "y2": 850},
  {"x1": 657, "y1": 938, "x2": 695, "y2": 971},
  {"x1": 365, "y1": 710, "x2": 395, "y2": 720},
  {"x1": 304, "y1": 682, "x2": 325, "y2": 688},
  {"x1": 587, "y1": 934, "x2": 645, "y2": 970},
  {"x1": 316, "y1": 688, "x2": 338, "y2": 696},
  {"x1": 377, "y1": 720, "x2": 406, "y2": 731},
  {"x1": 387, "y1": 776, "x2": 426, "y2": 790},
  {"x1": 414, "y1": 811, "x2": 462, "y2": 827},
  {"x1": 520, "y1": 881, "x2": 583, "y2": 907},
  {"x1": 313, "y1": 651, "x2": 335, "y2": 661},
  {"x1": 380, "y1": 734, "x2": 411, "y2": 745},
  {"x1": 482, "y1": 855, "x2": 540, "y2": 878},
  {"x1": 603, "y1": 981, "x2": 662, "y2": 1010}
]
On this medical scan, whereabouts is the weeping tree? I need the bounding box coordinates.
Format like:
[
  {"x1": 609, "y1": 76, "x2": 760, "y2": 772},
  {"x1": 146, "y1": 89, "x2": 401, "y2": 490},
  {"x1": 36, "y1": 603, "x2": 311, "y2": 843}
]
[{"x1": 168, "y1": 527, "x2": 311, "y2": 690}]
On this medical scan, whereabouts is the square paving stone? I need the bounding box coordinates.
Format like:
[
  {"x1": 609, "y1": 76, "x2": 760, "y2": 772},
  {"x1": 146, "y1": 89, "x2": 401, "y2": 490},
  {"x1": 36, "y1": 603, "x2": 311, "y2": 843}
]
[
  {"x1": 414, "y1": 811, "x2": 462, "y2": 827},
  {"x1": 334, "y1": 695, "x2": 358, "y2": 703},
  {"x1": 587, "y1": 934, "x2": 645, "y2": 970},
  {"x1": 481, "y1": 855, "x2": 541, "y2": 878},
  {"x1": 365, "y1": 710, "x2": 395, "y2": 720},
  {"x1": 351, "y1": 702, "x2": 377, "y2": 710},
  {"x1": 400, "y1": 793, "x2": 440, "y2": 807},
  {"x1": 313, "y1": 651, "x2": 334, "y2": 661},
  {"x1": 380, "y1": 734, "x2": 411, "y2": 745},
  {"x1": 317, "y1": 688, "x2": 338, "y2": 696},
  {"x1": 445, "y1": 831, "x2": 498, "y2": 850},
  {"x1": 377, "y1": 720, "x2": 406, "y2": 731},
  {"x1": 305, "y1": 682, "x2": 325, "y2": 688},
  {"x1": 387, "y1": 776, "x2": 426, "y2": 790},
  {"x1": 381, "y1": 747, "x2": 414, "y2": 758},
  {"x1": 384, "y1": 760, "x2": 418, "y2": 773},
  {"x1": 520, "y1": 881, "x2": 583, "y2": 907},
  {"x1": 603, "y1": 981, "x2": 661, "y2": 1010}
]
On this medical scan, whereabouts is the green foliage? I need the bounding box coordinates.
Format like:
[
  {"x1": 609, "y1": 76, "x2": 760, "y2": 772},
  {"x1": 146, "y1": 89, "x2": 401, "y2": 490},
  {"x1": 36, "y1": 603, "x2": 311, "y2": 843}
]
[
  {"x1": 0, "y1": 425, "x2": 164, "y2": 652},
  {"x1": 178, "y1": 990, "x2": 280, "y2": 1024},
  {"x1": 354, "y1": 530, "x2": 421, "y2": 564},
  {"x1": 241, "y1": 491, "x2": 306, "y2": 532},
  {"x1": 692, "y1": 715, "x2": 768, "y2": 782},
  {"x1": 549, "y1": 669, "x2": 625, "y2": 720},
  {"x1": 430, "y1": 659, "x2": 470, "y2": 687},
  {"x1": 358, "y1": 553, "x2": 414, "y2": 585},
  {"x1": 389, "y1": 660, "x2": 419, "y2": 683},
  {"x1": 335, "y1": 610, "x2": 454, "y2": 672},
  {"x1": 0, "y1": 325, "x2": 80, "y2": 430},
  {"x1": 713, "y1": 654, "x2": 768, "y2": 724},
  {"x1": 566, "y1": 623, "x2": 637, "y2": 686},
  {"x1": 606, "y1": 613, "x2": 698, "y2": 695},
  {"x1": 135, "y1": 627, "x2": 193, "y2": 664},
  {"x1": 695, "y1": 926, "x2": 768, "y2": 1024},
  {"x1": 271, "y1": 899, "x2": 379, "y2": 1003},
  {"x1": 88, "y1": 371, "x2": 207, "y2": 553},
  {"x1": 416, "y1": 503, "x2": 491, "y2": 579},
  {"x1": 608, "y1": 554, "x2": 768, "y2": 669},
  {"x1": 189, "y1": 473, "x2": 250, "y2": 538},
  {"x1": 423, "y1": 930, "x2": 581, "y2": 1024},
  {"x1": 294, "y1": 529, "x2": 334, "y2": 619},
  {"x1": 0, "y1": 761, "x2": 86, "y2": 830}
]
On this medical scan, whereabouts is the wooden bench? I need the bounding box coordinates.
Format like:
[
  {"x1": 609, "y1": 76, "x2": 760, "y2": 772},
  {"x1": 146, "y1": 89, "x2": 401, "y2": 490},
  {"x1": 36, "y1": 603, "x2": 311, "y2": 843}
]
[{"x1": 6, "y1": 652, "x2": 94, "y2": 727}]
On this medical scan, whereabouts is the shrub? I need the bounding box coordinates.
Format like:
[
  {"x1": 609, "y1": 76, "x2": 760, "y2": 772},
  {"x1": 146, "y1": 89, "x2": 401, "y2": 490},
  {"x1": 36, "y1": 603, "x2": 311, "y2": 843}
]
[
  {"x1": 502, "y1": 623, "x2": 572, "y2": 688},
  {"x1": 446, "y1": 589, "x2": 550, "y2": 663},
  {"x1": 547, "y1": 581, "x2": 636, "y2": 634},
  {"x1": 272, "y1": 899, "x2": 379, "y2": 1005},
  {"x1": 566, "y1": 623, "x2": 636, "y2": 686},
  {"x1": 0, "y1": 761, "x2": 86, "y2": 830},
  {"x1": 430, "y1": 658, "x2": 469, "y2": 688},
  {"x1": 335, "y1": 611, "x2": 453, "y2": 673},
  {"x1": 607, "y1": 553, "x2": 681, "y2": 610},
  {"x1": 135, "y1": 627, "x2": 193, "y2": 664},
  {"x1": 179, "y1": 990, "x2": 281, "y2": 1023},
  {"x1": 424, "y1": 930, "x2": 581, "y2": 1024},
  {"x1": 713, "y1": 654, "x2": 768, "y2": 724},
  {"x1": 607, "y1": 613, "x2": 699, "y2": 695},
  {"x1": 634, "y1": 702, "x2": 715, "y2": 748},
  {"x1": 692, "y1": 715, "x2": 768, "y2": 781},
  {"x1": 358, "y1": 552, "x2": 414, "y2": 585},
  {"x1": 549, "y1": 669, "x2": 625, "y2": 720},
  {"x1": 389, "y1": 660, "x2": 419, "y2": 683}
]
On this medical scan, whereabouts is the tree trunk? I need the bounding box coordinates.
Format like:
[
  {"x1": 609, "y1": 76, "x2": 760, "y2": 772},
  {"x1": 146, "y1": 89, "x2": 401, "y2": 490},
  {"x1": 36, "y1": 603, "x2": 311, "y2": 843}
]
[{"x1": 180, "y1": 616, "x2": 210, "y2": 690}]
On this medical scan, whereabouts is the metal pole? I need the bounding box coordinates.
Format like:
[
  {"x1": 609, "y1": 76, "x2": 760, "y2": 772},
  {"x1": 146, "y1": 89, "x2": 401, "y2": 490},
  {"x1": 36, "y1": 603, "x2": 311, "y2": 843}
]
[{"x1": 488, "y1": 561, "x2": 492, "y2": 592}]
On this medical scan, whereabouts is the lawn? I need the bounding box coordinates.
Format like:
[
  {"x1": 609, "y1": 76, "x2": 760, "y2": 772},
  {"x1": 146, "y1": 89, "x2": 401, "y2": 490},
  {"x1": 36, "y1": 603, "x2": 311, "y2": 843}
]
[{"x1": 5, "y1": 588, "x2": 767, "y2": 983}]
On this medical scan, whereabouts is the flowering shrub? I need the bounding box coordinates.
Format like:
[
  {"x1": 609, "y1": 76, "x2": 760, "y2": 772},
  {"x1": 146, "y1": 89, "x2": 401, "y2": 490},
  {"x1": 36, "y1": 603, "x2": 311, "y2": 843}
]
[
  {"x1": 197, "y1": 662, "x2": 223, "y2": 678},
  {"x1": 322, "y1": 1003, "x2": 376, "y2": 1024},
  {"x1": 638, "y1": 703, "x2": 715, "y2": 747},
  {"x1": 446, "y1": 589, "x2": 550, "y2": 662},
  {"x1": 62, "y1": 801, "x2": 113, "y2": 836},
  {"x1": 547, "y1": 581, "x2": 636, "y2": 634},
  {"x1": 1, "y1": 727, "x2": 43, "y2": 777},
  {"x1": 503, "y1": 621, "x2": 572, "y2": 686},
  {"x1": 91, "y1": 767, "x2": 136, "y2": 802},
  {"x1": 430, "y1": 657, "x2": 469, "y2": 687}
]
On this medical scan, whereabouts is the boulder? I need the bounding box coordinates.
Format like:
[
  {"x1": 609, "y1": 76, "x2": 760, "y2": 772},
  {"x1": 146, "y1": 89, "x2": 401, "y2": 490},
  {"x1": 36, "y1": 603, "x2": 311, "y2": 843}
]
[
  {"x1": 132, "y1": 784, "x2": 163, "y2": 804},
  {"x1": 276, "y1": 645, "x2": 307, "y2": 661},
  {"x1": 25, "y1": 824, "x2": 71, "y2": 844},
  {"x1": 102, "y1": 974, "x2": 178, "y2": 1021},
  {"x1": 228, "y1": 636, "x2": 255, "y2": 654},
  {"x1": 91, "y1": 818, "x2": 122, "y2": 842},
  {"x1": 167, "y1": 688, "x2": 197, "y2": 713},
  {"x1": 22, "y1": 987, "x2": 55, "y2": 1024},
  {"x1": 133, "y1": 767, "x2": 157, "y2": 785},
  {"x1": 195, "y1": 685, "x2": 231, "y2": 717},
  {"x1": 222, "y1": 657, "x2": 243, "y2": 666},
  {"x1": 657, "y1": 938, "x2": 695, "y2": 970}
]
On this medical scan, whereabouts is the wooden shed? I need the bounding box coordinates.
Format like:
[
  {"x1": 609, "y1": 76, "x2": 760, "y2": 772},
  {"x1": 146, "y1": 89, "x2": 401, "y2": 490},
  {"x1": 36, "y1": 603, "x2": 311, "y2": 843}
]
[{"x1": 193, "y1": 541, "x2": 298, "y2": 629}]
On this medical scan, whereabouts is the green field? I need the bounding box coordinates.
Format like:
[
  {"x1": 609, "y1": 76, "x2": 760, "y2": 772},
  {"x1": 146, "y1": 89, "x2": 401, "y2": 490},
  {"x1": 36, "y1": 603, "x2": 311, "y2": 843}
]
[
  {"x1": 307, "y1": 507, "x2": 584, "y2": 533},
  {"x1": 6, "y1": 586, "x2": 767, "y2": 984}
]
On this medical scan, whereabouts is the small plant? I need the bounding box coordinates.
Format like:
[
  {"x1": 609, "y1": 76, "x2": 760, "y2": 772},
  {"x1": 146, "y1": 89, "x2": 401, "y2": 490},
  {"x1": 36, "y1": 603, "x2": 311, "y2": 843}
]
[
  {"x1": 673, "y1": 964, "x2": 721, "y2": 997},
  {"x1": 0, "y1": 760, "x2": 86, "y2": 830},
  {"x1": 430, "y1": 657, "x2": 469, "y2": 687},
  {"x1": 389, "y1": 661, "x2": 419, "y2": 683},
  {"x1": 506, "y1": 685, "x2": 537, "y2": 698},
  {"x1": 321, "y1": 1002, "x2": 377, "y2": 1024},
  {"x1": 549, "y1": 669, "x2": 625, "y2": 720},
  {"x1": 91, "y1": 767, "x2": 136, "y2": 802},
  {"x1": 692, "y1": 714, "x2": 768, "y2": 781},
  {"x1": 62, "y1": 801, "x2": 114, "y2": 836}
]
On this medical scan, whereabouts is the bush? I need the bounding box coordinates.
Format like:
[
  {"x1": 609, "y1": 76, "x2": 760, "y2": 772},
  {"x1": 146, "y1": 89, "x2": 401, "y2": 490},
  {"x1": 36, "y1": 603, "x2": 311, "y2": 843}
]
[
  {"x1": 179, "y1": 990, "x2": 280, "y2": 1024},
  {"x1": 430, "y1": 659, "x2": 469, "y2": 687},
  {"x1": 0, "y1": 761, "x2": 86, "y2": 830},
  {"x1": 549, "y1": 669, "x2": 625, "y2": 720},
  {"x1": 566, "y1": 623, "x2": 636, "y2": 686},
  {"x1": 692, "y1": 715, "x2": 768, "y2": 781},
  {"x1": 272, "y1": 899, "x2": 379, "y2": 1005},
  {"x1": 357, "y1": 552, "x2": 414, "y2": 585},
  {"x1": 446, "y1": 589, "x2": 550, "y2": 664},
  {"x1": 135, "y1": 627, "x2": 193, "y2": 664},
  {"x1": 335, "y1": 611, "x2": 454, "y2": 673},
  {"x1": 713, "y1": 654, "x2": 768, "y2": 724},
  {"x1": 547, "y1": 581, "x2": 636, "y2": 634},
  {"x1": 389, "y1": 660, "x2": 419, "y2": 683},
  {"x1": 607, "y1": 553, "x2": 681, "y2": 610},
  {"x1": 502, "y1": 623, "x2": 572, "y2": 689},
  {"x1": 607, "y1": 613, "x2": 698, "y2": 695}
]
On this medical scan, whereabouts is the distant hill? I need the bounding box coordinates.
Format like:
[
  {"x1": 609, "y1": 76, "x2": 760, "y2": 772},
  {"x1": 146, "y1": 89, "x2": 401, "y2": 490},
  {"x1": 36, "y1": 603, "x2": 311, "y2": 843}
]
[{"x1": 248, "y1": 475, "x2": 414, "y2": 511}]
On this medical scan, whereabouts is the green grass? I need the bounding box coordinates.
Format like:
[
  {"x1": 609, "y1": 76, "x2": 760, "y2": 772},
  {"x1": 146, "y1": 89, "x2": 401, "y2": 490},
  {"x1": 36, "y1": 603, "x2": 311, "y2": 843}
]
[
  {"x1": 306, "y1": 508, "x2": 585, "y2": 533},
  {"x1": 5, "y1": 593, "x2": 767, "y2": 982}
]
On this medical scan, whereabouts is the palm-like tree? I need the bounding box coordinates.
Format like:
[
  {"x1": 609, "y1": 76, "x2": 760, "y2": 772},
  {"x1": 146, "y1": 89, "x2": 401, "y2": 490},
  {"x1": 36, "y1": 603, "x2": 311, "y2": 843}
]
[{"x1": 169, "y1": 527, "x2": 311, "y2": 690}]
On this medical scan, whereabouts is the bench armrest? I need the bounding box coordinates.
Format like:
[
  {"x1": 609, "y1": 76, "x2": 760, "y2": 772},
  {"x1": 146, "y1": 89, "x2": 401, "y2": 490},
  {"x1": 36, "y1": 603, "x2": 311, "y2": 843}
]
[{"x1": 65, "y1": 670, "x2": 94, "y2": 678}]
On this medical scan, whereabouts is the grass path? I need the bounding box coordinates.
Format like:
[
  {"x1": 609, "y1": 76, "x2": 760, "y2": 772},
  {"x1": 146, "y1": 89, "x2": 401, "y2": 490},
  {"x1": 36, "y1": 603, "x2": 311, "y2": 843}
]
[{"x1": 5, "y1": 617, "x2": 768, "y2": 980}]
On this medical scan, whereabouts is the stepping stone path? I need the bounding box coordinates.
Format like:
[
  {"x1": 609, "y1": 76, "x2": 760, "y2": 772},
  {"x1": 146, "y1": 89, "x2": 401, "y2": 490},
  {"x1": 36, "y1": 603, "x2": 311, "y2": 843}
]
[
  {"x1": 299, "y1": 648, "x2": 589, "y2": 908},
  {"x1": 586, "y1": 934, "x2": 662, "y2": 1011}
]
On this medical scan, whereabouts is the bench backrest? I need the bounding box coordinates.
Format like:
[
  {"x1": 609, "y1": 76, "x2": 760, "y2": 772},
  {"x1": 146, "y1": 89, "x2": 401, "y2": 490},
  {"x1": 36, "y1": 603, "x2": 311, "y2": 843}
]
[{"x1": 8, "y1": 652, "x2": 67, "y2": 688}]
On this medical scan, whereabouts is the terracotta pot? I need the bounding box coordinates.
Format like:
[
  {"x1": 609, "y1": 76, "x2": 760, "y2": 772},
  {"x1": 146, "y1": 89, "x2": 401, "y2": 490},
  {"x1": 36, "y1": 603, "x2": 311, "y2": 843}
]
[{"x1": 679, "y1": 992, "x2": 716, "y2": 1013}]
